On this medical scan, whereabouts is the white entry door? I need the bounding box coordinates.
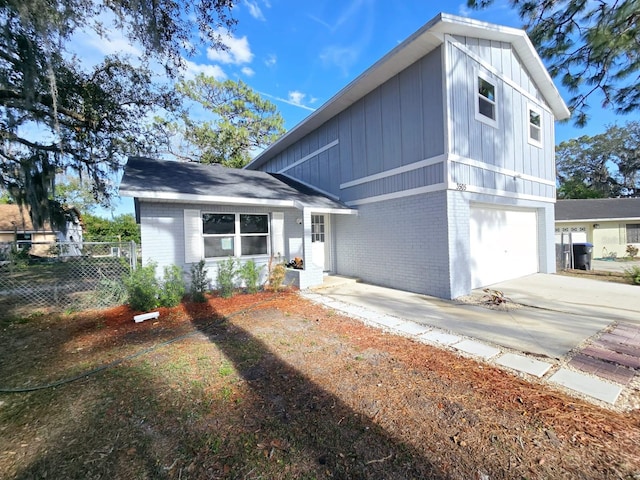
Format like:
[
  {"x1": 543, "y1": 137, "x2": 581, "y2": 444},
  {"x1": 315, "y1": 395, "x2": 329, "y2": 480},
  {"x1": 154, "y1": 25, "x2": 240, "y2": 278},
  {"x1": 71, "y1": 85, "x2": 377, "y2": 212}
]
[
  {"x1": 469, "y1": 206, "x2": 538, "y2": 289},
  {"x1": 311, "y1": 214, "x2": 331, "y2": 271}
]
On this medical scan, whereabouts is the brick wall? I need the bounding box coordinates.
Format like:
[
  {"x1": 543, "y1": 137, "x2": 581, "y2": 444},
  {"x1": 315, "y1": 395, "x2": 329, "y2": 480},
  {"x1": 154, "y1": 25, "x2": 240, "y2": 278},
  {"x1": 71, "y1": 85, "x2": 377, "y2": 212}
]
[{"x1": 334, "y1": 190, "x2": 453, "y2": 298}]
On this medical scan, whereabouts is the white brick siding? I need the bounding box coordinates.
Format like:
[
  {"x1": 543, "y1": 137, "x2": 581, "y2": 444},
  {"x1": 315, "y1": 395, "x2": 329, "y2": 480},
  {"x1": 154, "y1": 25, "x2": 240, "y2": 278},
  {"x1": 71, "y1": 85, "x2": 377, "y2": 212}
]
[{"x1": 334, "y1": 191, "x2": 452, "y2": 298}]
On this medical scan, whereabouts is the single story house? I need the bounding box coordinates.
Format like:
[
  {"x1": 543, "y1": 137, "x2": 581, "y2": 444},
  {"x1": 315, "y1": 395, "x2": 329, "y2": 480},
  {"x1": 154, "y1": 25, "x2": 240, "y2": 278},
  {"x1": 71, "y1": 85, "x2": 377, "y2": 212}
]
[
  {"x1": 555, "y1": 198, "x2": 640, "y2": 259},
  {"x1": 0, "y1": 204, "x2": 83, "y2": 256},
  {"x1": 121, "y1": 13, "x2": 569, "y2": 299},
  {"x1": 119, "y1": 157, "x2": 355, "y2": 289}
]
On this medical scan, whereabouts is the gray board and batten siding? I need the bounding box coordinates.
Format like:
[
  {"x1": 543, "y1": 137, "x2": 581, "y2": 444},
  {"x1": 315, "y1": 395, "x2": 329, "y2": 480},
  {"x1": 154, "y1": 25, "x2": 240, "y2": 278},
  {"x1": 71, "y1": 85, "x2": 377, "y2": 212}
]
[
  {"x1": 256, "y1": 47, "x2": 446, "y2": 204},
  {"x1": 446, "y1": 34, "x2": 556, "y2": 200},
  {"x1": 255, "y1": 35, "x2": 557, "y2": 204}
]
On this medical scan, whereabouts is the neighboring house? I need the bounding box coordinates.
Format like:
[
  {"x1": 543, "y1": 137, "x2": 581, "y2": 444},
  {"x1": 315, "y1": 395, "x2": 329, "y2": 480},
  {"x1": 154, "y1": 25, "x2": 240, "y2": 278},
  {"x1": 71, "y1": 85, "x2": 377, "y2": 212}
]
[
  {"x1": 555, "y1": 198, "x2": 640, "y2": 259},
  {"x1": 0, "y1": 204, "x2": 83, "y2": 256},
  {"x1": 121, "y1": 13, "x2": 570, "y2": 299}
]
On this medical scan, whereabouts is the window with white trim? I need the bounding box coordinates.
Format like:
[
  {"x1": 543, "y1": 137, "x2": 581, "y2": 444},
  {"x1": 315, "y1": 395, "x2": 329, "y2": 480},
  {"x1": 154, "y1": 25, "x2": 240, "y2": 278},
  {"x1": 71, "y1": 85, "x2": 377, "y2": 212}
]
[
  {"x1": 202, "y1": 213, "x2": 269, "y2": 258},
  {"x1": 475, "y1": 72, "x2": 498, "y2": 127},
  {"x1": 627, "y1": 224, "x2": 640, "y2": 243},
  {"x1": 528, "y1": 104, "x2": 543, "y2": 147}
]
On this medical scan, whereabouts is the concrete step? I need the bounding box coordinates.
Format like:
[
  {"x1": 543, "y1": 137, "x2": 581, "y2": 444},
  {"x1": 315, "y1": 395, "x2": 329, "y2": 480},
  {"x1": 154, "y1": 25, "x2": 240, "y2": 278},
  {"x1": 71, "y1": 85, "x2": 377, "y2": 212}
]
[{"x1": 312, "y1": 275, "x2": 360, "y2": 290}]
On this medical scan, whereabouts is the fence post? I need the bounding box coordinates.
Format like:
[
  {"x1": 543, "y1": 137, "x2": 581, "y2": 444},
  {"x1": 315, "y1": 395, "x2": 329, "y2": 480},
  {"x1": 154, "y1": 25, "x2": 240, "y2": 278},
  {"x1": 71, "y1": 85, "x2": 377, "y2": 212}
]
[{"x1": 130, "y1": 241, "x2": 137, "y2": 270}]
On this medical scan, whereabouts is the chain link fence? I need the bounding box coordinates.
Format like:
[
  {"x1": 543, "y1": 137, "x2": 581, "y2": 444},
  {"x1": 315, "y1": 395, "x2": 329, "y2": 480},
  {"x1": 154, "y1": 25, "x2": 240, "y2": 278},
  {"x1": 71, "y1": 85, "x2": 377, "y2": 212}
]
[{"x1": 0, "y1": 241, "x2": 138, "y2": 318}]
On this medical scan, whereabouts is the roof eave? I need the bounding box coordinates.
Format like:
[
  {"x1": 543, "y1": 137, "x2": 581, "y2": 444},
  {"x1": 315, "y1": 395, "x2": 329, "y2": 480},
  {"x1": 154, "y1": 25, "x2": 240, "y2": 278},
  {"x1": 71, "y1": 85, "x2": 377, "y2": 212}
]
[{"x1": 119, "y1": 189, "x2": 355, "y2": 213}]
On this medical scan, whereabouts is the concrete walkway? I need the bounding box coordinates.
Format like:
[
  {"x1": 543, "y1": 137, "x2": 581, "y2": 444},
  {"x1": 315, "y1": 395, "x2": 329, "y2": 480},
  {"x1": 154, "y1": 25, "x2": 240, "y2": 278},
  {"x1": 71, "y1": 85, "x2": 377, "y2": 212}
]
[{"x1": 304, "y1": 274, "x2": 640, "y2": 407}]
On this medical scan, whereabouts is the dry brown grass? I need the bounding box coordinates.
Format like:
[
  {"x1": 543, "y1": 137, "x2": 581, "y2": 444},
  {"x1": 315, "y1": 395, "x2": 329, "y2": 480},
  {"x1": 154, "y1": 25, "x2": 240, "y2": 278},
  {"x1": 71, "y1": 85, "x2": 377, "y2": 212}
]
[{"x1": 1, "y1": 291, "x2": 639, "y2": 479}]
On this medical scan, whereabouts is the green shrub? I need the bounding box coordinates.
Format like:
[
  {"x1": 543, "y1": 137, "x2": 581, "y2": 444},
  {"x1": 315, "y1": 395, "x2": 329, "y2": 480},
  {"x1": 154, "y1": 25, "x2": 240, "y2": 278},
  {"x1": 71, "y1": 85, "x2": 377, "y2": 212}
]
[
  {"x1": 124, "y1": 262, "x2": 159, "y2": 311},
  {"x1": 216, "y1": 257, "x2": 237, "y2": 298},
  {"x1": 238, "y1": 260, "x2": 264, "y2": 294},
  {"x1": 9, "y1": 245, "x2": 30, "y2": 270},
  {"x1": 190, "y1": 260, "x2": 209, "y2": 302},
  {"x1": 624, "y1": 265, "x2": 640, "y2": 285},
  {"x1": 159, "y1": 265, "x2": 186, "y2": 307}
]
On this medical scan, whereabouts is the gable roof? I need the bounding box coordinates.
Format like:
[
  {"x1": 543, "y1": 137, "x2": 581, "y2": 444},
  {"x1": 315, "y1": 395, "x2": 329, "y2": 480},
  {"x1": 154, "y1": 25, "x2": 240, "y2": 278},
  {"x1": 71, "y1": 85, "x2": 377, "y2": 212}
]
[
  {"x1": 246, "y1": 12, "x2": 570, "y2": 171},
  {"x1": 0, "y1": 204, "x2": 53, "y2": 232},
  {"x1": 555, "y1": 198, "x2": 640, "y2": 222},
  {"x1": 119, "y1": 156, "x2": 354, "y2": 213}
]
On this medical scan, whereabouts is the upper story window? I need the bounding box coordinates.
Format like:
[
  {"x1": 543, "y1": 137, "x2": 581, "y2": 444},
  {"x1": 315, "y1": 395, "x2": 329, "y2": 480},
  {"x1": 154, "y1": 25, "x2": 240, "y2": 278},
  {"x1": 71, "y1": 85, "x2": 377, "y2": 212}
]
[
  {"x1": 202, "y1": 213, "x2": 269, "y2": 258},
  {"x1": 475, "y1": 72, "x2": 498, "y2": 128},
  {"x1": 528, "y1": 104, "x2": 543, "y2": 147}
]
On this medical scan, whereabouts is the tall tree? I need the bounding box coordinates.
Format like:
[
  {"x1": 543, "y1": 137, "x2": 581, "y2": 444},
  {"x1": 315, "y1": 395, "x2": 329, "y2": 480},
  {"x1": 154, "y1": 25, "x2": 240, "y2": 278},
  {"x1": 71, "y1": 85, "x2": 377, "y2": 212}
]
[
  {"x1": 153, "y1": 76, "x2": 286, "y2": 167},
  {"x1": 467, "y1": 0, "x2": 640, "y2": 126},
  {"x1": 1, "y1": 0, "x2": 237, "y2": 228},
  {"x1": 83, "y1": 213, "x2": 140, "y2": 243},
  {"x1": 556, "y1": 122, "x2": 640, "y2": 198}
]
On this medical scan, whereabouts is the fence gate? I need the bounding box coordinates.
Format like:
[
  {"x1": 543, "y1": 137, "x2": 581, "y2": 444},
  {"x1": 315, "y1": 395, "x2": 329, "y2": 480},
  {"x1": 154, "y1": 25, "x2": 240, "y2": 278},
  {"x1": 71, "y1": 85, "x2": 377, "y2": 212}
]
[{"x1": 0, "y1": 241, "x2": 138, "y2": 317}]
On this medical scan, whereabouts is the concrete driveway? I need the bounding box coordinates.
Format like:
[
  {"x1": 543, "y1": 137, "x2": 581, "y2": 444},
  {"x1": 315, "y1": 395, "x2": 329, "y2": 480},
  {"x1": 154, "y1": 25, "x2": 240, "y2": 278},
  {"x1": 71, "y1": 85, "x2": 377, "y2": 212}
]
[
  {"x1": 310, "y1": 273, "x2": 640, "y2": 361},
  {"x1": 307, "y1": 273, "x2": 640, "y2": 405}
]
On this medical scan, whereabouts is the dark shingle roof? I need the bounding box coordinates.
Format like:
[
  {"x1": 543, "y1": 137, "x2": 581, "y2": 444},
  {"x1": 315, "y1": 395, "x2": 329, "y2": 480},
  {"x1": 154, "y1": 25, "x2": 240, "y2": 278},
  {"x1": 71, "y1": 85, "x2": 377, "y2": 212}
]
[
  {"x1": 555, "y1": 198, "x2": 640, "y2": 221},
  {"x1": 119, "y1": 156, "x2": 351, "y2": 211}
]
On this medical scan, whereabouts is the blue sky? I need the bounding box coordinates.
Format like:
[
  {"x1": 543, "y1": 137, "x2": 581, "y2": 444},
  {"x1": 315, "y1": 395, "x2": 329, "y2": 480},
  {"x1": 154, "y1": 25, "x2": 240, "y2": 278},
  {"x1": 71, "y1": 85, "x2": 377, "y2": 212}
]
[{"x1": 86, "y1": 0, "x2": 638, "y2": 217}]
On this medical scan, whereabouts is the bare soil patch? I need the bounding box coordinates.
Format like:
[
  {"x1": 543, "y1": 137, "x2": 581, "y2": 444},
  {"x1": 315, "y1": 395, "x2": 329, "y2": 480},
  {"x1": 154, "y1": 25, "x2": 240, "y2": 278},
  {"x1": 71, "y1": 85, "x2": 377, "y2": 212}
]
[
  {"x1": 1, "y1": 291, "x2": 639, "y2": 479},
  {"x1": 558, "y1": 268, "x2": 632, "y2": 284}
]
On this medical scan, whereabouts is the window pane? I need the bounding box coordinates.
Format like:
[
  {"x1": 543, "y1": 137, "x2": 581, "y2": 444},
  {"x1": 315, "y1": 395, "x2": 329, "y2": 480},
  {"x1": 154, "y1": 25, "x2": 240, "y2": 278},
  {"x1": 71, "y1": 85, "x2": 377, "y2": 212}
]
[
  {"x1": 241, "y1": 236, "x2": 268, "y2": 255},
  {"x1": 530, "y1": 124, "x2": 541, "y2": 142},
  {"x1": 203, "y1": 214, "x2": 235, "y2": 234},
  {"x1": 240, "y1": 214, "x2": 268, "y2": 234},
  {"x1": 478, "y1": 78, "x2": 495, "y2": 101},
  {"x1": 627, "y1": 224, "x2": 640, "y2": 243},
  {"x1": 204, "y1": 236, "x2": 234, "y2": 257},
  {"x1": 478, "y1": 98, "x2": 495, "y2": 119},
  {"x1": 529, "y1": 110, "x2": 541, "y2": 127}
]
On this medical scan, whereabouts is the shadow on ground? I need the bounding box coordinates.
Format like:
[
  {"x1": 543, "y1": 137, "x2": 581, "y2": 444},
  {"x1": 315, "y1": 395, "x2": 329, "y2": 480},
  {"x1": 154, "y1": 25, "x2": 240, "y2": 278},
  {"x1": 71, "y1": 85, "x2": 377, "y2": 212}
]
[{"x1": 3, "y1": 301, "x2": 447, "y2": 479}]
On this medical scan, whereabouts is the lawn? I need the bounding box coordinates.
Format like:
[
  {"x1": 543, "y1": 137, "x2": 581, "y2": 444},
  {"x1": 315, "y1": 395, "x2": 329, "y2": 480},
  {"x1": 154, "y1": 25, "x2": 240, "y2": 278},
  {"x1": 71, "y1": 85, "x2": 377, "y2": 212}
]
[{"x1": 1, "y1": 291, "x2": 639, "y2": 479}]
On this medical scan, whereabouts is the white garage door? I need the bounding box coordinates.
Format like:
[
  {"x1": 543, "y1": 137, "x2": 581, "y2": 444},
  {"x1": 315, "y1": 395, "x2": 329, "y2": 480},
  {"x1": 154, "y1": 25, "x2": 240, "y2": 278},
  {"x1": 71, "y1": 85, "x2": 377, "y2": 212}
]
[{"x1": 469, "y1": 206, "x2": 538, "y2": 289}]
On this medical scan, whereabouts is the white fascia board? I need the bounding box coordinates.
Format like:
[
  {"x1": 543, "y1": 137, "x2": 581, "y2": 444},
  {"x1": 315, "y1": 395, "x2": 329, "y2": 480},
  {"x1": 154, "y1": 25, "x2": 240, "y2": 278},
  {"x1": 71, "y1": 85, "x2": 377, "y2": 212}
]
[
  {"x1": 119, "y1": 189, "x2": 296, "y2": 208},
  {"x1": 557, "y1": 217, "x2": 640, "y2": 223},
  {"x1": 292, "y1": 199, "x2": 356, "y2": 215},
  {"x1": 301, "y1": 206, "x2": 359, "y2": 216},
  {"x1": 304, "y1": 206, "x2": 358, "y2": 215},
  {"x1": 448, "y1": 182, "x2": 555, "y2": 204}
]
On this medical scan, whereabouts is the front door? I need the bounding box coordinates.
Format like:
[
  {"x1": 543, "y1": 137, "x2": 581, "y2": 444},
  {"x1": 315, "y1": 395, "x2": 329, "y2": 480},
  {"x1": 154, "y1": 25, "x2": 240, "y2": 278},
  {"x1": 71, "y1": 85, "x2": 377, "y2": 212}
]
[{"x1": 311, "y1": 214, "x2": 331, "y2": 271}]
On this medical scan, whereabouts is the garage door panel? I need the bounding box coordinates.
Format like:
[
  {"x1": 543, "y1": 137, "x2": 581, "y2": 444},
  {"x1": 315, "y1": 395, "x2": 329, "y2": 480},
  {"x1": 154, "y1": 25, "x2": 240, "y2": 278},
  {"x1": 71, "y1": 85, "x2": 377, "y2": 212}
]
[{"x1": 470, "y1": 207, "x2": 538, "y2": 289}]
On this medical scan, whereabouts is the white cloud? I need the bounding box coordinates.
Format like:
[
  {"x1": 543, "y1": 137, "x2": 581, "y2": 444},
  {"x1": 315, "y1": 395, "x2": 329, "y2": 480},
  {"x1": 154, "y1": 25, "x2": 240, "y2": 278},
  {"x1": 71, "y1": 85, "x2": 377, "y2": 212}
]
[
  {"x1": 241, "y1": 66, "x2": 255, "y2": 77},
  {"x1": 288, "y1": 91, "x2": 306, "y2": 106},
  {"x1": 182, "y1": 60, "x2": 227, "y2": 80},
  {"x1": 244, "y1": 0, "x2": 265, "y2": 21},
  {"x1": 207, "y1": 31, "x2": 254, "y2": 65},
  {"x1": 265, "y1": 54, "x2": 277, "y2": 67}
]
